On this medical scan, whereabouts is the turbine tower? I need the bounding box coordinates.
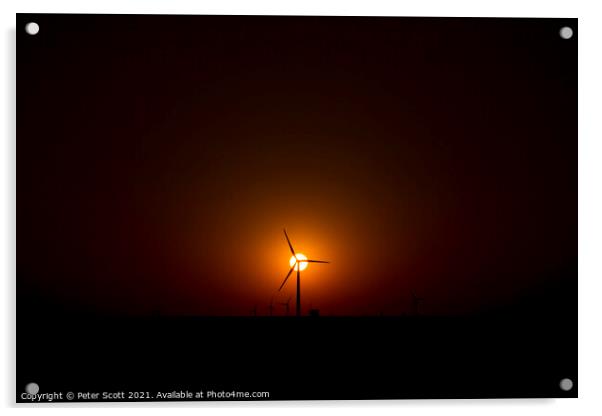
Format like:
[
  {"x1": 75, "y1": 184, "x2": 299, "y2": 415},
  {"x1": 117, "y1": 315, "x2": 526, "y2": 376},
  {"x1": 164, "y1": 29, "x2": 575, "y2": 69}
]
[{"x1": 278, "y1": 229, "x2": 329, "y2": 317}]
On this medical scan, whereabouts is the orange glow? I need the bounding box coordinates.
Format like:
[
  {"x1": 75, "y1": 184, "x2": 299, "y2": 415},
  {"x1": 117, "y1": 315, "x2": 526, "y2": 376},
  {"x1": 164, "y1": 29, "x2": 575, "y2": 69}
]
[{"x1": 289, "y1": 253, "x2": 308, "y2": 271}]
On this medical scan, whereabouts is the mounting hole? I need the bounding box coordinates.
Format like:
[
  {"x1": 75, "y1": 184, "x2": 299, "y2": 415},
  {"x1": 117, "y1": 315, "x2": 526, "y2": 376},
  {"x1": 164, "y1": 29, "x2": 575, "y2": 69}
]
[
  {"x1": 25, "y1": 22, "x2": 39, "y2": 36},
  {"x1": 559, "y1": 378, "x2": 574, "y2": 391},
  {"x1": 25, "y1": 382, "x2": 39, "y2": 395},
  {"x1": 559, "y1": 26, "x2": 573, "y2": 40}
]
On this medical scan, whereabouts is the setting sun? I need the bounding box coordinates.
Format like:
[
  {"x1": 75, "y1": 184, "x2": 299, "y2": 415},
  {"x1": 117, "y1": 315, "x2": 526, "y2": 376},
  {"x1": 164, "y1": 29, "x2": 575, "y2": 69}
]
[{"x1": 289, "y1": 253, "x2": 308, "y2": 271}]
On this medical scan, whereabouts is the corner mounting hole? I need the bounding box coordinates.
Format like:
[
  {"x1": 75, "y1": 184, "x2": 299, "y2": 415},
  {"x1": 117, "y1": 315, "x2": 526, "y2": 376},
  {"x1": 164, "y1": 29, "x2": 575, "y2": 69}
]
[
  {"x1": 559, "y1": 26, "x2": 573, "y2": 40},
  {"x1": 559, "y1": 378, "x2": 573, "y2": 391},
  {"x1": 25, "y1": 382, "x2": 39, "y2": 395},
  {"x1": 25, "y1": 22, "x2": 39, "y2": 36}
]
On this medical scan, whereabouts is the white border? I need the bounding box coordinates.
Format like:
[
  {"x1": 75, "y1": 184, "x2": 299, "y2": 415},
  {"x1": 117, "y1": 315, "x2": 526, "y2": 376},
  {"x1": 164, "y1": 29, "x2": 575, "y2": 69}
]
[{"x1": 2, "y1": 1, "x2": 601, "y2": 415}]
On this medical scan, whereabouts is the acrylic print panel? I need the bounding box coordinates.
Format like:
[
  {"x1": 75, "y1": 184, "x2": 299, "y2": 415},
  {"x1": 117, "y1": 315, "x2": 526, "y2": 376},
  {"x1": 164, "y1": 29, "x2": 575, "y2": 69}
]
[{"x1": 17, "y1": 14, "x2": 577, "y2": 402}]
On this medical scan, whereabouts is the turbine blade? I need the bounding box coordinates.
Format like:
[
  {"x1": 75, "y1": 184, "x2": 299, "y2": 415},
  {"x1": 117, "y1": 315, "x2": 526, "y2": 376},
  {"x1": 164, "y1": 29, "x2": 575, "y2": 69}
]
[
  {"x1": 306, "y1": 260, "x2": 330, "y2": 263},
  {"x1": 283, "y1": 229, "x2": 296, "y2": 255},
  {"x1": 278, "y1": 265, "x2": 295, "y2": 291}
]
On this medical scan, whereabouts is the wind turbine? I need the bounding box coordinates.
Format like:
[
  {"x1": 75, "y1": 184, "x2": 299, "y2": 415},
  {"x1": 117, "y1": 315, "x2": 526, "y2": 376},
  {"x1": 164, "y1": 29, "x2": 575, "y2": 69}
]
[
  {"x1": 278, "y1": 229, "x2": 330, "y2": 317},
  {"x1": 410, "y1": 291, "x2": 424, "y2": 316},
  {"x1": 279, "y1": 296, "x2": 292, "y2": 316}
]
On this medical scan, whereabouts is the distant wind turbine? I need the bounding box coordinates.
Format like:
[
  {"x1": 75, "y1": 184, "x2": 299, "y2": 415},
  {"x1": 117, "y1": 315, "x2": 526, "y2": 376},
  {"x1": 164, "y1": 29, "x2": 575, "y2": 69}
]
[
  {"x1": 410, "y1": 291, "x2": 424, "y2": 316},
  {"x1": 279, "y1": 296, "x2": 292, "y2": 316},
  {"x1": 278, "y1": 229, "x2": 330, "y2": 317}
]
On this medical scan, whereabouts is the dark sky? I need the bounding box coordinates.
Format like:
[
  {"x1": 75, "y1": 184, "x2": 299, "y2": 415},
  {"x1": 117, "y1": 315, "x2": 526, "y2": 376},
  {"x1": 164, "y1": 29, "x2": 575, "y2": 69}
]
[{"x1": 18, "y1": 15, "x2": 577, "y2": 316}]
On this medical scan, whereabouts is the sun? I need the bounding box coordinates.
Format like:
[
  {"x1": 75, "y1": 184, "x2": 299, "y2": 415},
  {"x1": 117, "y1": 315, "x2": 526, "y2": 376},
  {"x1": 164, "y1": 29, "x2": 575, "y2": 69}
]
[{"x1": 289, "y1": 253, "x2": 309, "y2": 271}]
